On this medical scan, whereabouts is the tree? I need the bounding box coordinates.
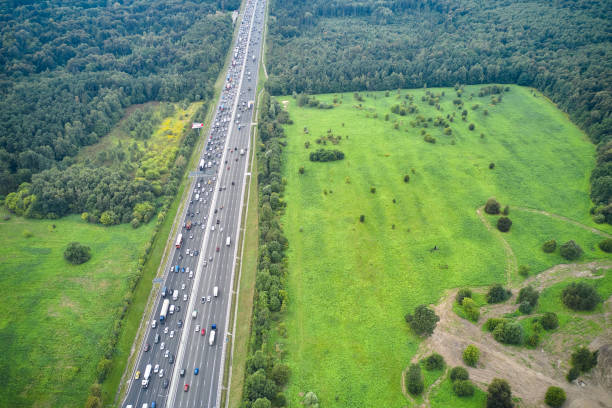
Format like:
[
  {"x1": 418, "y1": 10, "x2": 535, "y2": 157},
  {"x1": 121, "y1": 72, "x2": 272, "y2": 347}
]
[
  {"x1": 406, "y1": 363, "x2": 424, "y2": 395},
  {"x1": 463, "y1": 345, "x2": 480, "y2": 367},
  {"x1": 456, "y1": 288, "x2": 472, "y2": 304},
  {"x1": 561, "y1": 282, "x2": 600, "y2": 311},
  {"x1": 485, "y1": 198, "x2": 501, "y2": 214},
  {"x1": 559, "y1": 240, "x2": 582, "y2": 260},
  {"x1": 545, "y1": 386, "x2": 566, "y2": 407},
  {"x1": 450, "y1": 366, "x2": 469, "y2": 382},
  {"x1": 64, "y1": 242, "x2": 92, "y2": 264},
  {"x1": 252, "y1": 398, "x2": 272, "y2": 408},
  {"x1": 100, "y1": 210, "x2": 118, "y2": 226},
  {"x1": 486, "y1": 284, "x2": 511, "y2": 304},
  {"x1": 493, "y1": 321, "x2": 524, "y2": 345},
  {"x1": 454, "y1": 380, "x2": 475, "y2": 397},
  {"x1": 542, "y1": 239, "x2": 557, "y2": 253},
  {"x1": 487, "y1": 378, "x2": 513, "y2": 408},
  {"x1": 517, "y1": 286, "x2": 539, "y2": 308},
  {"x1": 423, "y1": 353, "x2": 445, "y2": 371},
  {"x1": 497, "y1": 216, "x2": 512, "y2": 232},
  {"x1": 571, "y1": 347, "x2": 598, "y2": 373},
  {"x1": 518, "y1": 265, "x2": 530, "y2": 277},
  {"x1": 598, "y1": 238, "x2": 612, "y2": 253},
  {"x1": 462, "y1": 297, "x2": 480, "y2": 321},
  {"x1": 84, "y1": 396, "x2": 102, "y2": 408},
  {"x1": 405, "y1": 304, "x2": 440, "y2": 336},
  {"x1": 566, "y1": 367, "x2": 579, "y2": 382},
  {"x1": 540, "y1": 312, "x2": 559, "y2": 330},
  {"x1": 502, "y1": 205, "x2": 510, "y2": 215},
  {"x1": 270, "y1": 363, "x2": 291, "y2": 386},
  {"x1": 244, "y1": 370, "x2": 277, "y2": 402},
  {"x1": 133, "y1": 201, "x2": 155, "y2": 223}
]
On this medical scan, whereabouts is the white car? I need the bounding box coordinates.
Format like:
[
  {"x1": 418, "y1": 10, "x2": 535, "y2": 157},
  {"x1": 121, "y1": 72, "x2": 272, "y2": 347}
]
[
  {"x1": 211, "y1": 225, "x2": 215, "y2": 231},
  {"x1": 164, "y1": 349, "x2": 169, "y2": 358},
  {"x1": 159, "y1": 369, "x2": 164, "y2": 378},
  {"x1": 207, "y1": 296, "x2": 211, "y2": 302},
  {"x1": 170, "y1": 330, "x2": 174, "y2": 338},
  {"x1": 195, "y1": 324, "x2": 200, "y2": 332},
  {"x1": 201, "y1": 224, "x2": 205, "y2": 229},
  {"x1": 164, "y1": 327, "x2": 169, "y2": 334},
  {"x1": 154, "y1": 364, "x2": 160, "y2": 373},
  {"x1": 151, "y1": 320, "x2": 157, "y2": 329},
  {"x1": 181, "y1": 283, "x2": 186, "y2": 290},
  {"x1": 183, "y1": 294, "x2": 188, "y2": 301},
  {"x1": 220, "y1": 227, "x2": 223, "y2": 232},
  {"x1": 186, "y1": 248, "x2": 190, "y2": 255},
  {"x1": 160, "y1": 342, "x2": 165, "y2": 350}
]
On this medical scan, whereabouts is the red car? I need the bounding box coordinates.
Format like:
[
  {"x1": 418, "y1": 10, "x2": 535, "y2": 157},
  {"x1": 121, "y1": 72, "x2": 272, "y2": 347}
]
[
  {"x1": 144, "y1": 343, "x2": 150, "y2": 352},
  {"x1": 216, "y1": 247, "x2": 220, "y2": 252},
  {"x1": 184, "y1": 384, "x2": 189, "y2": 392},
  {"x1": 201, "y1": 328, "x2": 206, "y2": 336}
]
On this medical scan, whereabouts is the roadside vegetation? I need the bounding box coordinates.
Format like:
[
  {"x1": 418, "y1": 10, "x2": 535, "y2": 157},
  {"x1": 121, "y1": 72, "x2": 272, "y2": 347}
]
[{"x1": 276, "y1": 85, "x2": 610, "y2": 407}]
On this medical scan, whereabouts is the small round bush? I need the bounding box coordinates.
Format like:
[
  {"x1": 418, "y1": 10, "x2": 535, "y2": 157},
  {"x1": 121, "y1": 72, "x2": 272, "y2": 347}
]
[
  {"x1": 423, "y1": 353, "x2": 445, "y2": 371},
  {"x1": 540, "y1": 312, "x2": 559, "y2": 330},
  {"x1": 486, "y1": 284, "x2": 511, "y2": 304},
  {"x1": 566, "y1": 367, "x2": 579, "y2": 382},
  {"x1": 64, "y1": 242, "x2": 92, "y2": 265},
  {"x1": 469, "y1": 123, "x2": 475, "y2": 131},
  {"x1": 518, "y1": 265, "x2": 530, "y2": 277},
  {"x1": 545, "y1": 386, "x2": 566, "y2": 407},
  {"x1": 463, "y1": 345, "x2": 480, "y2": 367},
  {"x1": 559, "y1": 240, "x2": 583, "y2": 260},
  {"x1": 453, "y1": 380, "x2": 475, "y2": 397},
  {"x1": 561, "y1": 282, "x2": 600, "y2": 311},
  {"x1": 497, "y1": 216, "x2": 512, "y2": 232},
  {"x1": 485, "y1": 318, "x2": 505, "y2": 332},
  {"x1": 542, "y1": 239, "x2": 557, "y2": 253},
  {"x1": 519, "y1": 301, "x2": 534, "y2": 314},
  {"x1": 484, "y1": 198, "x2": 501, "y2": 215},
  {"x1": 456, "y1": 288, "x2": 472, "y2": 304},
  {"x1": 598, "y1": 238, "x2": 612, "y2": 253},
  {"x1": 450, "y1": 366, "x2": 469, "y2": 382}
]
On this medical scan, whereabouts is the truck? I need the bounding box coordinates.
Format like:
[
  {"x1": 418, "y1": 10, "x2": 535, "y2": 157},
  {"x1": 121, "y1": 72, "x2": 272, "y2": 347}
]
[
  {"x1": 172, "y1": 290, "x2": 179, "y2": 301},
  {"x1": 142, "y1": 364, "x2": 152, "y2": 388},
  {"x1": 175, "y1": 233, "x2": 183, "y2": 249},
  {"x1": 186, "y1": 221, "x2": 192, "y2": 230},
  {"x1": 213, "y1": 286, "x2": 218, "y2": 297},
  {"x1": 199, "y1": 159, "x2": 205, "y2": 171},
  {"x1": 160, "y1": 299, "x2": 170, "y2": 323},
  {"x1": 209, "y1": 324, "x2": 217, "y2": 346},
  {"x1": 226, "y1": 236, "x2": 231, "y2": 246}
]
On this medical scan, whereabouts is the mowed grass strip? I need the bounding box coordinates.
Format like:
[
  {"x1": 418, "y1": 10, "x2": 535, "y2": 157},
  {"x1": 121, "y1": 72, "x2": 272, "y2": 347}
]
[
  {"x1": 278, "y1": 85, "x2": 605, "y2": 407},
  {"x1": 0, "y1": 209, "x2": 154, "y2": 408}
]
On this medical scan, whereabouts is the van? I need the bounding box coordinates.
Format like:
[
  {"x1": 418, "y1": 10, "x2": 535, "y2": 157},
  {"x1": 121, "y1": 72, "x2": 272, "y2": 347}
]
[
  {"x1": 151, "y1": 320, "x2": 157, "y2": 329},
  {"x1": 192, "y1": 310, "x2": 197, "y2": 319},
  {"x1": 226, "y1": 236, "x2": 231, "y2": 246},
  {"x1": 172, "y1": 290, "x2": 179, "y2": 301},
  {"x1": 169, "y1": 305, "x2": 175, "y2": 315},
  {"x1": 213, "y1": 286, "x2": 219, "y2": 297},
  {"x1": 161, "y1": 287, "x2": 167, "y2": 298}
]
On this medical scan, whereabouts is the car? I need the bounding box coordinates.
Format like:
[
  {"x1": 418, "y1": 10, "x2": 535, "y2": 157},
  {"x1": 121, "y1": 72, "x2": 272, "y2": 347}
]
[
  {"x1": 164, "y1": 327, "x2": 169, "y2": 334},
  {"x1": 194, "y1": 368, "x2": 199, "y2": 375},
  {"x1": 160, "y1": 342, "x2": 165, "y2": 350},
  {"x1": 217, "y1": 219, "x2": 220, "y2": 224},
  {"x1": 180, "y1": 369, "x2": 186, "y2": 377},
  {"x1": 170, "y1": 330, "x2": 175, "y2": 338},
  {"x1": 159, "y1": 369, "x2": 164, "y2": 378},
  {"x1": 135, "y1": 371, "x2": 141, "y2": 379},
  {"x1": 190, "y1": 234, "x2": 193, "y2": 239},
  {"x1": 162, "y1": 379, "x2": 169, "y2": 389},
  {"x1": 201, "y1": 296, "x2": 206, "y2": 303},
  {"x1": 164, "y1": 349, "x2": 170, "y2": 358},
  {"x1": 194, "y1": 250, "x2": 199, "y2": 256},
  {"x1": 211, "y1": 225, "x2": 215, "y2": 231},
  {"x1": 201, "y1": 328, "x2": 206, "y2": 336},
  {"x1": 154, "y1": 364, "x2": 160, "y2": 373},
  {"x1": 176, "y1": 305, "x2": 181, "y2": 312},
  {"x1": 216, "y1": 246, "x2": 220, "y2": 252},
  {"x1": 181, "y1": 267, "x2": 185, "y2": 273},
  {"x1": 151, "y1": 320, "x2": 157, "y2": 329},
  {"x1": 181, "y1": 283, "x2": 186, "y2": 290},
  {"x1": 177, "y1": 319, "x2": 183, "y2": 328},
  {"x1": 183, "y1": 294, "x2": 188, "y2": 301},
  {"x1": 195, "y1": 324, "x2": 200, "y2": 332},
  {"x1": 220, "y1": 227, "x2": 223, "y2": 232},
  {"x1": 169, "y1": 354, "x2": 174, "y2": 364},
  {"x1": 203, "y1": 260, "x2": 207, "y2": 267},
  {"x1": 192, "y1": 310, "x2": 197, "y2": 319},
  {"x1": 154, "y1": 334, "x2": 160, "y2": 344},
  {"x1": 207, "y1": 296, "x2": 211, "y2": 302},
  {"x1": 209, "y1": 256, "x2": 213, "y2": 262},
  {"x1": 186, "y1": 248, "x2": 190, "y2": 255},
  {"x1": 228, "y1": 166, "x2": 230, "y2": 170},
  {"x1": 144, "y1": 343, "x2": 151, "y2": 352},
  {"x1": 184, "y1": 384, "x2": 189, "y2": 392},
  {"x1": 201, "y1": 224, "x2": 205, "y2": 229}
]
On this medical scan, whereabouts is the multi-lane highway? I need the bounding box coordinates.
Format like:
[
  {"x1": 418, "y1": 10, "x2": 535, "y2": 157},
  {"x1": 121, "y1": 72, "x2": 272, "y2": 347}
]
[{"x1": 122, "y1": 0, "x2": 266, "y2": 406}]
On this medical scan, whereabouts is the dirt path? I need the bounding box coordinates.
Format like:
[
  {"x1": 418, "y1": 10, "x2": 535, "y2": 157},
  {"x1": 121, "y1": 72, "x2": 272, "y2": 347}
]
[
  {"x1": 513, "y1": 206, "x2": 612, "y2": 239},
  {"x1": 476, "y1": 206, "x2": 517, "y2": 283},
  {"x1": 416, "y1": 261, "x2": 612, "y2": 407}
]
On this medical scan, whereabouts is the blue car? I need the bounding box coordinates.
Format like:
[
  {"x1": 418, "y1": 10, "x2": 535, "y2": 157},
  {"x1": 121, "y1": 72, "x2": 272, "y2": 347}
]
[
  {"x1": 151, "y1": 402, "x2": 157, "y2": 408},
  {"x1": 174, "y1": 265, "x2": 179, "y2": 273},
  {"x1": 181, "y1": 267, "x2": 186, "y2": 273},
  {"x1": 194, "y1": 368, "x2": 199, "y2": 375}
]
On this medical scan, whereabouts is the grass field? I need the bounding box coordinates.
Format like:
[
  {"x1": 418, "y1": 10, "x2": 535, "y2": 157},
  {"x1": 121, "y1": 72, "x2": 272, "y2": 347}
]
[
  {"x1": 0, "y1": 208, "x2": 154, "y2": 408},
  {"x1": 277, "y1": 85, "x2": 610, "y2": 407}
]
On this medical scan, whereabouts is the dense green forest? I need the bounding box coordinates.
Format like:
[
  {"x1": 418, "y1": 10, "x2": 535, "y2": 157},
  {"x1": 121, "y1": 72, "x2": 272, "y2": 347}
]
[
  {"x1": 266, "y1": 0, "x2": 612, "y2": 223},
  {"x1": 0, "y1": 0, "x2": 237, "y2": 213}
]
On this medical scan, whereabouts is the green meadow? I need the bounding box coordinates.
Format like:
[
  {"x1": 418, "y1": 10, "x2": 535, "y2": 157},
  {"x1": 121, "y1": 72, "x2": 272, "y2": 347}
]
[{"x1": 277, "y1": 85, "x2": 610, "y2": 407}]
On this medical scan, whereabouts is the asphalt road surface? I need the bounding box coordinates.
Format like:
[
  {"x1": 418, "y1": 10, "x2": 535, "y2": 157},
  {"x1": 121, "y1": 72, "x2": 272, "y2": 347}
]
[{"x1": 122, "y1": 0, "x2": 266, "y2": 406}]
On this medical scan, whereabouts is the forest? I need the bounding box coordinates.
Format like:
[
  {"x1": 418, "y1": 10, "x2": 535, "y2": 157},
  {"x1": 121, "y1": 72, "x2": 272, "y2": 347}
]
[
  {"x1": 0, "y1": 0, "x2": 237, "y2": 208},
  {"x1": 265, "y1": 0, "x2": 612, "y2": 222}
]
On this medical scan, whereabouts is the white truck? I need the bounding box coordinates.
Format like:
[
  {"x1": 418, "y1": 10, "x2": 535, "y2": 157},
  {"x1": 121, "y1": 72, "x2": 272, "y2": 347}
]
[
  {"x1": 213, "y1": 286, "x2": 219, "y2": 297},
  {"x1": 226, "y1": 236, "x2": 231, "y2": 246},
  {"x1": 142, "y1": 364, "x2": 152, "y2": 388},
  {"x1": 209, "y1": 324, "x2": 217, "y2": 345},
  {"x1": 160, "y1": 299, "x2": 170, "y2": 323}
]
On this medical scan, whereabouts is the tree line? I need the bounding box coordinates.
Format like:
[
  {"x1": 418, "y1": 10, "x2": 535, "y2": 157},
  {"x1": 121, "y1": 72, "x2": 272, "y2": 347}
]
[
  {"x1": 0, "y1": 0, "x2": 234, "y2": 198},
  {"x1": 265, "y1": 0, "x2": 611, "y2": 223}
]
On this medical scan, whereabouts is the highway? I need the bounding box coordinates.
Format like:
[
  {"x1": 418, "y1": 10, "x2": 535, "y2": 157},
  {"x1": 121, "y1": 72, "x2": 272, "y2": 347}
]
[{"x1": 122, "y1": 0, "x2": 266, "y2": 406}]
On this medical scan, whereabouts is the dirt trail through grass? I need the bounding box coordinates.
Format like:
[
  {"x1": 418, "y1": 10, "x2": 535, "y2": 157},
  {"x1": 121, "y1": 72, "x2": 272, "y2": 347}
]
[{"x1": 513, "y1": 206, "x2": 612, "y2": 239}]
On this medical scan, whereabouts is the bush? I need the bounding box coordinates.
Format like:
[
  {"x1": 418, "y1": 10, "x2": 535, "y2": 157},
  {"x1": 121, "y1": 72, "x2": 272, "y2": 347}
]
[
  {"x1": 518, "y1": 265, "x2": 530, "y2": 277},
  {"x1": 22, "y1": 230, "x2": 33, "y2": 238},
  {"x1": 462, "y1": 297, "x2": 480, "y2": 321},
  {"x1": 456, "y1": 288, "x2": 472, "y2": 304},
  {"x1": 545, "y1": 387, "x2": 566, "y2": 407},
  {"x1": 598, "y1": 238, "x2": 612, "y2": 253},
  {"x1": 359, "y1": 214, "x2": 365, "y2": 223},
  {"x1": 497, "y1": 216, "x2": 512, "y2": 232},
  {"x1": 469, "y1": 123, "x2": 475, "y2": 130},
  {"x1": 542, "y1": 239, "x2": 557, "y2": 253},
  {"x1": 487, "y1": 284, "x2": 512, "y2": 304},
  {"x1": 309, "y1": 148, "x2": 345, "y2": 162},
  {"x1": 406, "y1": 363, "x2": 424, "y2": 395},
  {"x1": 517, "y1": 286, "x2": 539, "y2": 307},
  {"x1": 484, "y1": 198, "x2": 501, "y2": 214},
  {"x1": 423, "y1": 353, "x2": 445, "y2": 371},
  {"x1": 270, "y1": 363, "x2": 291, "y2": 386},
  {"x1": 502, "y1": 205, "x2": 510, "y2": 215},
  {"x1": 463, "y1": 345, "x2": 480, "y2": 367},
  {"x1": 453, "y1": 380, "x2": 475, "y2": 397},
  {"x1": 489, "y1": 162, "x2": 495, "y2": 169},
  {"x1": 540, "y1": 312, "x2": 559, "y2": 330},
  {"x1": 404, "y1": 175, "x2": 410, "y2": 183},
  {"x1": 492, "y1": 321, "x2": 524, "y2": 344},
  {"x1": 405, "y1": 304, "x2": 440, "y2": 337},
  {"x1": 566, "y1": 367, "x2": 579, "y2": 382},
  {"x1": 450, "y1": 366, "x2": 469, "y2": 382},
  {"x1": 370, "y1": 187, "x2": 376, "y2": 193},
  {"x1": 561, "y1": 282, "x2": 600, "y2": 311},
  {"x1": 485, "y1": 318, "x2": 505, "y2": 332},
  {"x1": 526, "y1": 332, "x2": 541, "y2": 347},
  {"x1": 486, "y1": 378, "x2": 513, "y2": 408},
  {"x1": 252, "y1": 398, "x2": 272, "y2": 408},
  {"x1": 571, "y1": 347, "x2": 598, "y2": 373},
  {"x1": 559, "y1": 240, "x2": 583, "y2": 260},
  {"x1": 424, "y1": 134, "x2": 436, "y2": 143},
  {"x1": 64, "y1": 242, "x2": 92, "y2": 265},
  {"x1": 519, "y1": 301, "x2": 534, "y2": 314}
]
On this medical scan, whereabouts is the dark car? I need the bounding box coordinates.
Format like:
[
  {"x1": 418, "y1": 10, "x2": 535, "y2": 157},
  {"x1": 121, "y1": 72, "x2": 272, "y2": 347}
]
[
  {"x1": 194, "y1": 250, "x2": 199, "y2": 256},
  {"x1": 144, "y1": 343, "x2": 150, "y2": 352},
  {"x1": 180, "y1": 369, "x2": 186, "y2": 377},
  {"x1": 162, "y1": 379, "x2": 169, "y2": 389},
  {"x1": 169, "y1": 354, "x2": 175, "y2": 364}
]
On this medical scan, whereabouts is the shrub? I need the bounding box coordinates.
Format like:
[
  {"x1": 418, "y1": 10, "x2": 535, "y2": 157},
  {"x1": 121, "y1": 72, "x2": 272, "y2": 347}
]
[
  {"x1": 453, "y1": 380, "x2": 475, "y2": 397},
  {"x1": 370, "y1": 187, "x2": 376, "y2": 193},
  {"x1": 486, "y1": 284, "x2": 512, "y2": 304},
  {"x1": 566, "y1": 367, "x2": 579, "y2": 382},
  {"x1": 492, "y1": 321, "x2": 524, "y2": 344},
  {"x1": 64, "y1": 242, "x2": 92, "y2": 265},
  {"x1": 298, "y1": 166, "x2": 305, "y2": 174},
  {"x1": 424, "y1": 134, "x2": 436, "y2": 143},
  {"x1": 542, "y1": 239, "x2": 557, "y2": 253},
  {"x1": 598, "y1": 238, "x2": 612, "y2": 253},
  {"x1": 559, "y1": 240, "x2": 583, "y2": 260},
  {"x1": 489, "y1": 162, "x2": 495, "y2": 169},
  {"x1": 519, "y1": 301, "x2": 534, "y2": 314},
  {"x1": 303, "y1": 391, "x2": 319, "y2": 407},
  {"x1": 359, "y1": 214, "x2": 365, "y2": 223},
  {"x1": 518, "y1": 265, "x2": 530, "y2": 277},
  {"x1": 484, "y1": 198, "x2": 501, "y2": 214},
  {"x1": 485, "y1": 318, "x2": 505, "y2": 332},
  {"x1": 502, "y1": 205, "x2": 509, "y2": 215},
  {"x1": 423, "y1": 353, "x2": 445, "y2": 371},
  {"x1": 469, "y1": 123, "x2": 475, "y2": 130},
  {"x1": 404, "y1": 175, "x2": 410, "y2": 183},
  {"x1": 456, "y1": 288, "x2": 472, "y2": 304},
  {"x1": 406, "y1": 363, "x2": 424, "y2": 395},
  {"x1": 545, "y1": 386, "x2": 566, "y2": 407},
  {"x1": 462, "y1": 297, "x2": 480, "y2": 321},
  {"x1": 571, "y1": 347, "x2": 598, "y2": 373},
  {"x1": 450, "y1": 366, "x2": 469, "y2": 382},
  {"x1": 540, "y1": 312, "x2": 559, "y2": 330},
  {"x1": 497, "y1": 216, "x2": 512, "y2": 232},
  {"x1": 405, "y1": 304, "x2": 440, "y2": 337},
  {"x1": 22, "y1": 230, "x2": 33, "y2": 238},
  {"x1": 561, "y1": 282, "x2": 600, "y2": 311},
  {"x1": 517, "y1": 286, "x2": 539, "y2": 307},
  {"x1": 486, "y1": 378, "x2": 513, "y2": 408},
  {"x1": 252, "y1": 398, "x2": 272, "y2": 408},
  {"x1": 463, "y1": 345, "x2": 480, "y2": 367},
  {"x1": 270, "y1": 363, "x2": 291, "y2": 386},
  {"x1": 309, "y1": 148, "x2": 345, "y2": 162}
]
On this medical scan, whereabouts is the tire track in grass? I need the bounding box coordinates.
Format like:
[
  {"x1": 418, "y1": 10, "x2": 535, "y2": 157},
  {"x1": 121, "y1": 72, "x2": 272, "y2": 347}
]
[
  {"x1": 476, "y1": 206, "x2": 517, "y2": 284},
  {"x1": 513, "y1": 206, "x2": 612, "y2": 239}
]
